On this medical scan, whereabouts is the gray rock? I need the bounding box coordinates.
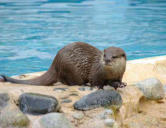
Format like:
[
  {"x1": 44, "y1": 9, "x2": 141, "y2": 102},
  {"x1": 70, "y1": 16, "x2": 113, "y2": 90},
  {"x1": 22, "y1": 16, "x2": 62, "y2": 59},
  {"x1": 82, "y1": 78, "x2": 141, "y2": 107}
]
[
  {"x1": 78, "y1": 87, "x2": 93, "y2": 91},
  {"x1": 0, "y1": 93, "x2": 9, "y2": 110},
  {"x1": 61, "y1": 99, "x2": 72, "y2": 104},
  {"x1": 134, "y1": 78, "x2": 165, "y2": 100},
  {"x1": 72, "y1": 112, "x2": 84, "y2": 120},
  {"x1": 0, "y1": 105, "x2": 30, "y2": 128},
  {"x1": 74, "y1": 90, "x2": 122, "y2": 111},
  {"x1": 104, "y1": 119, "x2": 115, "y2": 127},
  {"x1": 39, "y1": 113, "x2": 73, "y2": 128},
  {"x1": 53, "y1": 88, "x2": 68, "y2": 92},
  {"x1": 19, "y1": 93, "x2": 60, "y2": 115}
]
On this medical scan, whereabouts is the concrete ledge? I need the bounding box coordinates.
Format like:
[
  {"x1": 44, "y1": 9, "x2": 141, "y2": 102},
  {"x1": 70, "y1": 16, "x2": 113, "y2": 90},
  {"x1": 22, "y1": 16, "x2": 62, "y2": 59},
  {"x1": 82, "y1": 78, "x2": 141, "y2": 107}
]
[{"x1": 123, "y1": 55, "x2": 166, "y2": 84}]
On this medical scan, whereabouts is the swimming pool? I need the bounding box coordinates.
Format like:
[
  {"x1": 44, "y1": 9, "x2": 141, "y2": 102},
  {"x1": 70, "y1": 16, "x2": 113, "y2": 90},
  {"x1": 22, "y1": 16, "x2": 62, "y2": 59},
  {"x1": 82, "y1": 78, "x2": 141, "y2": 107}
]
[{"x1": 0, "y1": 0, "x2": 166, "y2": 76}]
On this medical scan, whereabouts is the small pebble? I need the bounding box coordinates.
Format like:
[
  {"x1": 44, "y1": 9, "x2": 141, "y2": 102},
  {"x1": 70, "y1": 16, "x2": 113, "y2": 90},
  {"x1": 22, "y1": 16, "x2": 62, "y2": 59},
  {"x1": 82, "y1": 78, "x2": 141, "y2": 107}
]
[
  {"x1": 69, "y1": 93, "x2": 79, "y2": 96},
  {"x1": 53, "y1": 88, "x2": 68, "y2": 91},
  {"x1": 72, "y1": 112, "x2": 84, "y2": 120},
  {"x1": 78, "y1": 87, "x2": 93, "y2": 91},
  {"x1": 104, "y1": 119, "x2": 115, "y2": 127},
  {"x1": 101, "y1": 109, "x2": 113, "y2": 119},
  {"x1": 104, "y1": 109, "x2": 113, "y2": 115},
  {"x1": 60, "y1": 96, "x2": 70, "y2": 99},
  {"x1": 61, "y1": 99, "x2": 72, "y2": 103}
]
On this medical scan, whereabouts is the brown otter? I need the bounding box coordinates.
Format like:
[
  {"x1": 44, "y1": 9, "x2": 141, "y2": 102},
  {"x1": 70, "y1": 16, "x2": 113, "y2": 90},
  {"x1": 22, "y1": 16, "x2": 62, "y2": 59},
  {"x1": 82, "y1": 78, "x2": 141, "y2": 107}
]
[{"x1": 0, "y1": 42, "x2": 127, "y2": 89}]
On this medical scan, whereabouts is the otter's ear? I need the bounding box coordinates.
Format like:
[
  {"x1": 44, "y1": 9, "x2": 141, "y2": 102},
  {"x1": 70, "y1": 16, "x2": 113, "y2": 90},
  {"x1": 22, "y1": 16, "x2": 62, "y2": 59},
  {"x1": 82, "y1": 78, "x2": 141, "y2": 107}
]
[
  {"x1": 104, "y1": 49, "x2": 106, "y2": 52},
  {"x1": 123, "y1": 53, "x2": 127, "y2": 60}
]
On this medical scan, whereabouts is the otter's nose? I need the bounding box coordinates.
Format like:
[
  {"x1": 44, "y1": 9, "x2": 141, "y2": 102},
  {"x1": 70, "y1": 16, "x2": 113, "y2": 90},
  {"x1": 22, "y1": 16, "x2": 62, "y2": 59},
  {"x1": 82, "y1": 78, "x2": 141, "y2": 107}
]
[{"x1": 105, "y1": 59, "x2": 111, "y2": 63}]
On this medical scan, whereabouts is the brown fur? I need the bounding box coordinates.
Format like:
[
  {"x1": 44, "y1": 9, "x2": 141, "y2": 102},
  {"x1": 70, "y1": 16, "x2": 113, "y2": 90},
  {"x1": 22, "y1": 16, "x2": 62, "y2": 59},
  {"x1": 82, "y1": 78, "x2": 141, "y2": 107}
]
[{"x1": 0, "y1": 42, "x2": 127, "y2": 89}]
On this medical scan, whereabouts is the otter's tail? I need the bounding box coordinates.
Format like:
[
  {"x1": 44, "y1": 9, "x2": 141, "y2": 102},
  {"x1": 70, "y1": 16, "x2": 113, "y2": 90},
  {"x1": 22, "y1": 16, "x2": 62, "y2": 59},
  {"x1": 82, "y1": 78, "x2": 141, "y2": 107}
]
[{"x1": 0, "y1": 68, "x2": 57, "y2": 86}]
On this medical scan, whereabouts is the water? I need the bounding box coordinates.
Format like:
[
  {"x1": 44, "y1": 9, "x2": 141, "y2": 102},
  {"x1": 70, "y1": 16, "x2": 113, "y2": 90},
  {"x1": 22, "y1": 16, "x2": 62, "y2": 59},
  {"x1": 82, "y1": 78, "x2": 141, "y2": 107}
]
[{"x1": 0, "y1": 0, "x2": 166, "y2": 76}]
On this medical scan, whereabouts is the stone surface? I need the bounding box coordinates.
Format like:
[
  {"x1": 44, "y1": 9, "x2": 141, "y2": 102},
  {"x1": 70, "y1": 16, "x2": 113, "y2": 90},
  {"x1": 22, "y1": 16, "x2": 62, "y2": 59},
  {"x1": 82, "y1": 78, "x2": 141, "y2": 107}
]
[
  {"x1": 54, "y1": 87, "x2": 68, "y2": 92},
  {"x1": 78, "y1": 87, "x2": 93, "y2": 91},
  {"x1": 117, "y1": 86, "x2": 144, "y2": 120},
  {"x1": 134, "y1": 78, "x2": 165, "y2": 100},
  {"x1": 123, "y1": 114, "x2": 164, "y2": 128},
  {"x1": 33, "y1": 113, "x2": 73, "y2": 128},
  {"x1": 104, "y1": 119, "x2": 115, "y2": 127},
  {"x1": 72, "y1": 112, "x2": 84, "y2": 120},
  {"x1": 61, "y1": 99, "x2": 72, "y2": 103},
  {"x1": 74, "y1": 90, "x2": 122, "y2": 111},
  {"x1": 0, "y1": 105, "x2": 30, "y2": 128},
  {"x1": 19, "y1": 93, "x2": 60, "y2": 114},
  {"x1": 100, "y1": 109, "x2": 113, "y2": 119},
  {"x1": 0, "y1": 92, "x2": 9, "y2": 109}
]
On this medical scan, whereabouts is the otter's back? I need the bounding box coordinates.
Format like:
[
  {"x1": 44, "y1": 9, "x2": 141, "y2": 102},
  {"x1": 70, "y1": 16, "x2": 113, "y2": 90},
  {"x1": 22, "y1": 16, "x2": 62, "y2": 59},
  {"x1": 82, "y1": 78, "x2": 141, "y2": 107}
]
[{"x1": 54, "y1": 42, "x2": 102, "y2": 84}]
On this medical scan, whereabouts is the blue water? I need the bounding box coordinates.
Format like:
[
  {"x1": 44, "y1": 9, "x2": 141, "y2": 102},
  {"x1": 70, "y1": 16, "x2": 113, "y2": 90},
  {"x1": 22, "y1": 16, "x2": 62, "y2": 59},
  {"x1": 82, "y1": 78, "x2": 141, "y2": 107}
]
[{"x1": 0, "y1": 0, "x2": 166, "y2": 76}]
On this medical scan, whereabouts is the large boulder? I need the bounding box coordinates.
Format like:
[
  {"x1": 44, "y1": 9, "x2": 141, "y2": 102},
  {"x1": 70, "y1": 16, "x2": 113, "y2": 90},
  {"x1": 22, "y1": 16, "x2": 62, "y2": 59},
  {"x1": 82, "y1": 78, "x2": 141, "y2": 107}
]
[
  {"x1": 0, "y1": 92, "x2": 10, "y2": 110},
  {"x1": 134, "y1": 78, "x2": 165, "y2": 100},
  {"x1": 74, "y1": 90, "x2": 122, "y2": 111},
  {"x1": 0, "y1": 105, "x2": 30, "y2": 128},
  {"x1": 33, "y1": 113, "x2": 73, "y2": 128},
  {"x1": 19, "y1": 93, "x2": 60, "y2": 114}
]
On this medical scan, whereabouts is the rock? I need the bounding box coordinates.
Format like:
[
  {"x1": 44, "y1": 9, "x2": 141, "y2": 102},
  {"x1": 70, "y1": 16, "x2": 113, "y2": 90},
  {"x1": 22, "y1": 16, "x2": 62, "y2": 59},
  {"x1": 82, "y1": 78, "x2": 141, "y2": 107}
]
[
  {"x1": 118, "y1": 86, "x2": 144, "y2": 120},
  {"x1": 0, "y1": 105, "x2": 30, "y2": 128},
  {"x1": 69, "y1": 93, "x2": 79, "y2": 96},
  {"x1": 104, "y1": 119, "x2": 115, "y2": 127},
  {"x1": 123, "y1": 114, "x2": 161, "y2": 128},
  {"x1": 61, "y1": 99, "x2": 72, "y2": 104},
  {"x1": 53, "y1": 87, "x2": 68, "y2": 92},
  {"x1": 100, "y1": 109, "x2": 113, "y2": 119},
  {"x1": 33, "y1": 113, "x2": 73, "y2": 128},
  {"x1": 72, "y1": 112, "x2": 84, "y2": 120},
  {"x1": 78, "y1": 87, "x2": 93, "y2": 91},
  {"x1": 74, "y1": 90, "x2": 122, "y2": 111},
  {"x1": 19, "y1": 93, "x2": 60, "y2": 114},
  {"x1": 134, "y1": 78, "x2": 165, "y2": 100},
  {"x1": 0, "y1": 93, "x2": 10, "y2": 110}
]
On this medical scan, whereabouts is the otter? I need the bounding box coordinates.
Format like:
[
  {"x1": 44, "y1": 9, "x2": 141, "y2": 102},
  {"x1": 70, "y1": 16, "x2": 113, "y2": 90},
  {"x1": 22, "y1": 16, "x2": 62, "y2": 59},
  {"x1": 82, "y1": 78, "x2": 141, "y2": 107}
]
[{"x1": 0, "y1": 42, "x2": 127, "y2": 89}]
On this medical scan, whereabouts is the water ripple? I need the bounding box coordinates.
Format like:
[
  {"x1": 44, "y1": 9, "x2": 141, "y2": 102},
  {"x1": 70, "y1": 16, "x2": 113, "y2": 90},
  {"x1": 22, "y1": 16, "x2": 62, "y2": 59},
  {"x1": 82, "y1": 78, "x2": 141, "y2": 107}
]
[{"x1": 0, "y1": 0, "x2": 166, "y2": 76}]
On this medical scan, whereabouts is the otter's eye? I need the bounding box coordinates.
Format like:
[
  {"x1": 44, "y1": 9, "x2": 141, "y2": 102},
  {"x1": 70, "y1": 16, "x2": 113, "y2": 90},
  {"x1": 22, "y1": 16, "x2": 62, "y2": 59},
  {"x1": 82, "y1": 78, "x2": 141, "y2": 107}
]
[{"x1": 122, "y1": 54, "x2": 125, "y2": 57}]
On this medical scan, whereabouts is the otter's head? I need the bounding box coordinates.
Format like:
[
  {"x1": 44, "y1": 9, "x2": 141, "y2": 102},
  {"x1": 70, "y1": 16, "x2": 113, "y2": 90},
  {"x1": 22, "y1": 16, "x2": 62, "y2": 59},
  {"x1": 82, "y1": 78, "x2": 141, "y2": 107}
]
[{"x1": 103, "y1": 47, "x2": 126, "y2": 66}]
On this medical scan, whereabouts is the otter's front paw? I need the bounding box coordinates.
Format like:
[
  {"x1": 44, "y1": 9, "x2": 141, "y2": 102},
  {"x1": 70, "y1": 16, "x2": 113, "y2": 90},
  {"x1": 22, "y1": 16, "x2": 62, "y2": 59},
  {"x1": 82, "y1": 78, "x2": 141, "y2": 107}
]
[
  {"x1": 0, "y1": 75, "x2": 6, "y2": 82},
  {"x1": 110, "y1": 81, "x2": 127, "y2": 90},
  {"x1": 119, "y1": 82, "x2": 127, "y2": 88}
]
